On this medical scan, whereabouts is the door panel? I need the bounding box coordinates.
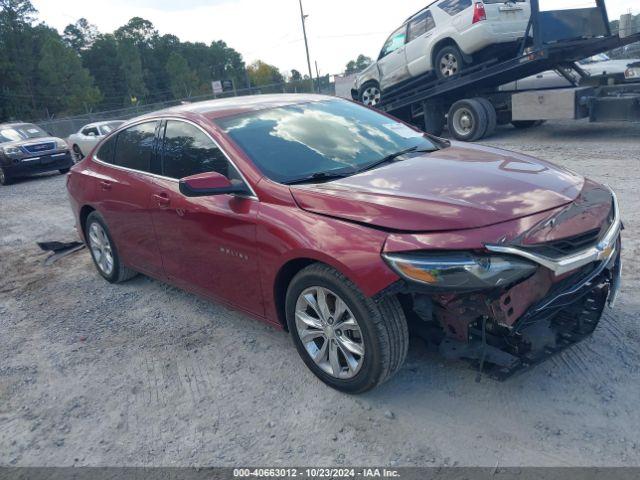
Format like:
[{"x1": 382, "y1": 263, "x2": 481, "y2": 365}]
[
  {"x1": 150, "y1": 178, "x2": 263, "y2": 316},
  {"x1": 93, "y1": 163, "x2": 164, "y2": 277},
  {"x1": 91, "y1": 120, "x2": 164, "y2": 277},
  {"x1": 377, "y1": 26, "x2": 410, "y2": 89},
  {"x1": 150, "y1": 119, "x2": 264, "y2": 316},
  {"x1": 405, "y1": 9, "x2": 437, "y2": 77}
]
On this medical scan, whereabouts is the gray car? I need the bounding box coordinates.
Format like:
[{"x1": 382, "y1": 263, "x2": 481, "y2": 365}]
[{"x1": 500, "y1": 53, "x2": 640, "y2": 91}]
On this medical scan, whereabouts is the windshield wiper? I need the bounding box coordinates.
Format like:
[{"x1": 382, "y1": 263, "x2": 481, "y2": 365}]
[
  {"x1": 285, "y1": 170, "x2": 353, "y2": 185},
  {"x1": 357, "y1": 146, "x2": 436, "y2": 174}
]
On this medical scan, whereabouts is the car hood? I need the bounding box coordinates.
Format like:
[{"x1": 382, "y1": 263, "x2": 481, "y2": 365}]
[
  {"x1": 1, "y1": 136, "x2": 64, "y2": 148},
  {"x1": 290, "y1": 143, "x2": 584, "y2": 232}
]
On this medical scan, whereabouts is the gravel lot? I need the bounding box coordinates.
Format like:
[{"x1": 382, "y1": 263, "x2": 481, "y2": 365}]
[{"x1": 1, "y1": 119, "x2": 639, "y2": 467}]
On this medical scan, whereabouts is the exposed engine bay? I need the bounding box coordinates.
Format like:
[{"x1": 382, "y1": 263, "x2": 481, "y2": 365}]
[{"x1": 386, "y1": 183, "x2": 622, "y2": 379}]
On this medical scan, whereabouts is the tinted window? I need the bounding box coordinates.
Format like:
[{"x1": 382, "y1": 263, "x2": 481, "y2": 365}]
[
  {"x1": 380, "y1": 26, "x2": 407, "y2": 59},
  {"x1": 438, "y1": 0, "x2": 472, "y2": 15},
  {"x1": 407, "y1": 10, "x2": 436, "y2": 42},
  {"x1": 113, "y1": 121, "x2": 158, "y2": 172},
  {"x1": 96, "y1": 135, "x2": 117, "y2": 164},
  {"x1": 218, "y1": 99, "x2": 438, "y2": 185},
  {"x1": 162, "y1": 120, "x2": 240, "y2": 180}
]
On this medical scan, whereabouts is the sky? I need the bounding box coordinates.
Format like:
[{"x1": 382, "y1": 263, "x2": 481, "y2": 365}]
[{"x1": 32, "y1": 0, "x2": 638, "y2": 77}]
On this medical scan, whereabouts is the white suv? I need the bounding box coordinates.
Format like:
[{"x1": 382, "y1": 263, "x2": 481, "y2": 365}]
[{"x1": 354, "y1": 0, "x2": 531, "y2": 106}]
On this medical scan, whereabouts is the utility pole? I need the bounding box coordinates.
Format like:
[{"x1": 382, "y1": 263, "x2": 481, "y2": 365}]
[
  {"x1": 315, "y1": 61, "x2": 321, "y2": 93},
  {"x1": 298, "y1": 0, "x2": 315, "y2": 93}
]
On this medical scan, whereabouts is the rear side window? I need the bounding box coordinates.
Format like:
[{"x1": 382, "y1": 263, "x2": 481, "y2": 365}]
[
  {"x1": 161, "y1": 120, "x2": 240, "y2": 181},
  {"x1": 380, "y1": 26, "x2": 407, "y2": 59},
  {"x1": 438, "y1": 0, "x2": 472, "y2": 15},
  {"x1": 113, "y1": 121, "x2": 158, "y2": 173},
  {"x1": 96, "y1": 135, "x2": 116, "y2": 164},
  {"x1": 407, "y1": 10, "x2": 436, "y2": 42}
]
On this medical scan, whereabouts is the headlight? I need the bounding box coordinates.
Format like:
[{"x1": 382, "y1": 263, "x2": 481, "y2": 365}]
[
  {"x1": 55, "y1": 139, "x2": 68, "y2": 150},
  {"x1": 625, "y1": 67, "x2": 639, "y2": 80},
  {"x1": 382, "y1": 252, "x2": 537, "y2": 291},
  {"x1": 1, "y1": 146, "x2": 21, "y2": 156}
]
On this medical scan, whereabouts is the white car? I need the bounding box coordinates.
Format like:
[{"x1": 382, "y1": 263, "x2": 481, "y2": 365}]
[
  {"x1": 354, "y1": 0, "x2": 530, "y2": 106},
  {"x1": 67, "y1": 121, "x2": 124, "y2": 160}
]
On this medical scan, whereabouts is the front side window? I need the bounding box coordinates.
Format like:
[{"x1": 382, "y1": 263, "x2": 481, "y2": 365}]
[
  {"x1": 161, "y1": 120, "x2": 241, "y2": 181},
  {"x1": 217, "y1": 99, "x2": 438, "y2": 185},
  {"x1": 379, "y1": 26, "x2": 407, "y2": 59},
  {"x1": 113, "y1": 121, "x2": 158, "y2": 173},
  {"x1": 438, "y1": 0, "x2": 472, "y2": 16},
  {"x1": 407, "y1": 10, "x2": 436, "y2": 42},
  {"x1": 82, "y1": 127, "x2": 99, "y2": 136}
]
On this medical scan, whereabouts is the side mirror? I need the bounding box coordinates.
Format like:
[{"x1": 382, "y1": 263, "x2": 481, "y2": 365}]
[{"x1": 179, "y1": 171, "x2": 250, "y2": 197}]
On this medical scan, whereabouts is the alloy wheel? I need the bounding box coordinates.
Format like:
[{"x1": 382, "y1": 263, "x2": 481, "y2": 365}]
[
  {"x1": 361, "y1": 86, "x2": 381, "y2": 107},
  {"x1": 88, "y1": 222, "x2": 114, "y2": 276},
  {"x1": 440, "y1": 53, "x2": 459, "y2": 77},
  {"x1": 295, "y1": 286, "x2": 365, "y2": 379}
]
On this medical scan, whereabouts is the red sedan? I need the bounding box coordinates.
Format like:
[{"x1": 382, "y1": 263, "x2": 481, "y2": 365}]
[{"x1": 66, "y1": 95, "x2": 621, "y2": 392}]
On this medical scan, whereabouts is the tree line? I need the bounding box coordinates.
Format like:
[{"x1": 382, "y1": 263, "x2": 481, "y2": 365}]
[{"x1": 0, "y1": 0, "x2": 355, "y2": 123}]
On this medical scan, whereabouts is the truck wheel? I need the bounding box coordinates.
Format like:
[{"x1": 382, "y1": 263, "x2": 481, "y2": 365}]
[
  {"x1": 511, "y1": 120, "x2": 539, "y2": 129},
  {"x1": 0, "y1": 167, "x2": 12, "y2": 186},
  {"x1": 286, "y1": 263, "x2": 409, "y2": 393},
  {"x1": 475, "y1": 98, "x2": 497, "y2": 137},
  {"x1": 359, "y1": 82, "x2": 382, "y2": 107},
  {"x1": 435, "y1": 45, "x2": 465, "y2": 80},
  {"x1": 447, "y1": 99, "x2": 488, "y2": 142},
  {"x1": 423, "y1": 108, "x2": 445, "y2": 136}
]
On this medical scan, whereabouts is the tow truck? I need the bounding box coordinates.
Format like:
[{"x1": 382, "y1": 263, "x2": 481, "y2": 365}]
[{"x1": 355, "y1": 0, "x2": 640, "y2": 141}]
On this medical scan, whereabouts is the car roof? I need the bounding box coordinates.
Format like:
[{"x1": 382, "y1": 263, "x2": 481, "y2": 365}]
[
  {"x1": 82, "y1": 120, "x2": 125, "y2": 129},
  {"x1": 133, "y1": 94, "x2": 332, "y2": 122}
]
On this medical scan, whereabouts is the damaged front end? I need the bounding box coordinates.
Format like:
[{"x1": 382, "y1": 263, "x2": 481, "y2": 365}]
[{"x1": 382, "y1": 185, "x2": 622, "y2": 379}]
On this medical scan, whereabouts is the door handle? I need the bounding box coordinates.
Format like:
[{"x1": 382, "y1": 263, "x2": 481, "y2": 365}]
[
  {"x1": 99, "y1": 180, "x2": 112, "y2": 191},
  {"x1": 153, "y1": 193, "x2": 170, "y2": 208}
]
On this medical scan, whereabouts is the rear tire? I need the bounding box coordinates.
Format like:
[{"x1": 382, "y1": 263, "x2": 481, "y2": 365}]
[
  {"x1": 447, "y1": 99, "x2": 488, "y2": 142},
  {"x1": 423, "y1": 107, "x2": 445, "y2": 136},
  {"x1": 0, "y1": 167, "x2": 12, "y2": 186},
  {"x1": 286, "y1": 263, "x2": 409, "y2": 393},
  {"x1": 475, "y1": 98, "x2": 497, "y2": 137},
  {"x1": 435, "y1": 45, "x2": 465, "y2": 80},
  {"x1": 85, "y1": 211, "x2": 138, "y2": 283}
]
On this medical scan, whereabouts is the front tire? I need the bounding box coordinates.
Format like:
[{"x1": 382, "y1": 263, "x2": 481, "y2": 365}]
[
  {"x1": 0, "y1": 167, "x2": 12, "y2": 186},
  {"x1": 72, "y1": 144, "x2": 84, "y2": 161},
  {"x1": 359, "y1": 82, "x2": 382, "y2": 107},
  {"x1": 286, "y1": 264, "x2": 408, "y2": 393},
  {"x1": 85, "y1": 211, "x2": 138, "y2": 283}
]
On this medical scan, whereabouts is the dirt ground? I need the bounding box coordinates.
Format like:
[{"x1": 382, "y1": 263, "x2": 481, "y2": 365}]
[{"x1": 1, "y1": 119, "x2": 639, "y2": 467}]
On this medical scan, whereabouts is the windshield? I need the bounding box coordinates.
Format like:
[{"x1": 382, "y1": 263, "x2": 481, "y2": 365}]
[
  {"x1": 0, "y1": 124, "x2": 48, "y2": 143},
  {"x1": 217, "y1": 99, "x2": 438, "y2": 184}
]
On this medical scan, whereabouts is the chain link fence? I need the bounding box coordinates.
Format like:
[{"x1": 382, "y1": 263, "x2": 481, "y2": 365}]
[{"x1": 36, "y1": 80, "x2": 336, "y2": 139}]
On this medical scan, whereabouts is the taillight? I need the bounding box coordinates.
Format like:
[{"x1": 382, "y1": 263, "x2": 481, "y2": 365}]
[{"x1": 472, "y1": 2, "x2": 486, "y2": 23}]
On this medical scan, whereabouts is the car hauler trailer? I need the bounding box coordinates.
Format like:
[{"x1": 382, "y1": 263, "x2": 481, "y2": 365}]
[{"x1": 357, "y1": 0, "x2": 640, "y2": 141}]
